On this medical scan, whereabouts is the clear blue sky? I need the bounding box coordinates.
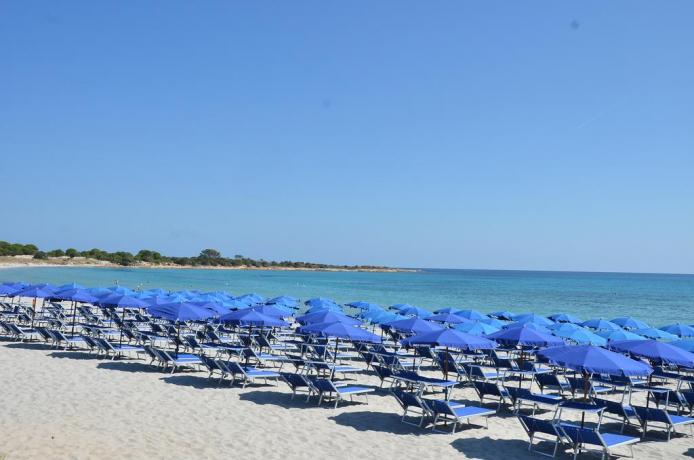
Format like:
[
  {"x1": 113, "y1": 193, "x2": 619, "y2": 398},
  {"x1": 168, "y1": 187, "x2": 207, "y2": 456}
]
[{"x1": 2, "y1": 2, "x2": 693, "y2": 273}]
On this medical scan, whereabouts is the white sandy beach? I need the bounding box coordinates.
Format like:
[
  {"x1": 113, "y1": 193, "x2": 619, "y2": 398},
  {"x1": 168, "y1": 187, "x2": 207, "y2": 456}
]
[{"x1": 1, "y1": 340, "x2": 692, "y2": 460}]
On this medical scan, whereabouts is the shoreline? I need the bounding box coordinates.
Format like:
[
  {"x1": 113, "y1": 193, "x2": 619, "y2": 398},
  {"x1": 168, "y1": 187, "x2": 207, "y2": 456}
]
[{"x1": 0, "y1": 257, "x2": 416, "y2": 273}]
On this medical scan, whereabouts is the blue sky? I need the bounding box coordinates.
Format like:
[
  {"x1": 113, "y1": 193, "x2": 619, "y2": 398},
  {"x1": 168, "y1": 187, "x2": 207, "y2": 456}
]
[{"x1": 2, "y1": 2, "x2": 693, "y2": 273}]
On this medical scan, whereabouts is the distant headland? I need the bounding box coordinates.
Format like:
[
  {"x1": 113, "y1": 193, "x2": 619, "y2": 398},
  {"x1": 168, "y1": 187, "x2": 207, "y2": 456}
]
[{"x1": 0, "y1": 241, "x2": 412, "y2": 273}]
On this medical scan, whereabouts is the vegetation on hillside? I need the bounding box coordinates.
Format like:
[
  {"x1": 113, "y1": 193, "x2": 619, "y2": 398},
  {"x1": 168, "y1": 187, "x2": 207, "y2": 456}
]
[{"x1": 0, "y1": 240, "x2": 388, "y2": 270}]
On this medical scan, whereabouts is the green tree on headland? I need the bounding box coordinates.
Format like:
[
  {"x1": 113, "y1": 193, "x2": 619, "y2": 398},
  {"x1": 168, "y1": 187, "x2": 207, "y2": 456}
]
[{"x1": 65, "y1": 248, "x2": 78, "y2": 258}]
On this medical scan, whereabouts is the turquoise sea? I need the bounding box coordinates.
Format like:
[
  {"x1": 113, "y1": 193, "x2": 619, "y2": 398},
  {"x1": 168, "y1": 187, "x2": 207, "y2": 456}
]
[{"x1": 1, "y1": 267, "x2": 693, "y2": 326}]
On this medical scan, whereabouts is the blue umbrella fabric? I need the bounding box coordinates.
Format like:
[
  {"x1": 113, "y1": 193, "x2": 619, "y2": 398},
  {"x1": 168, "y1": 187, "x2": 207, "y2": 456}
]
[
  {"x1": 513, "y1": 313, "x2": 554, "y2": 327},
  {"x1": 582, "y1": 319, "x2": 622, "y2": 332},
  {"x1": 454, "y1": 321, "x2": 500, "y2": 336},
  {"x1": 659, "y1": 323, "x2": 694, "y2": 338},
  {"x1": 598, "y1": 330, "x2": 646, "y2": 342},
  {"x1": 611, "y1": 317, "x2": 649, "y2": 330},
  {"x1": 54, "y1": 288, "x2": 98, "y2": 303},
  {"x1": 487, "y1": 325, "x2": 564, "y2": 347},
  {"x1": 671, "y1": 340, "x2": 694, "y2": 353},
  {"x1": 555, "y1": 328, "x2": 607, "y2": 347},
  {"x1": 608, "y1": 340, "x2": 694, "y2": 368},
  {"x1": 218, "y1": 309, "x2": 289, "y2": 328},
  {"x1": 148, "y1": 302, "x2": 213, "y2": 322},
  {"x1": 433, "y1": 307, "x2": 461, "y2": 314},
  {"x1": 304, "y1": 297, "x2": 338, "y2": 309},
  {"x1": 0, "y1": 284, "x2": 25, "y2": 296},
  {"x1": 297, "y1": 321, "x2": 381, "y2": 343},
  {"x1": 426, "y1": 313, "x2": 468, "y2": 325},
  {"x1": 489, "y1": 311, "x2": 515, "y2": 321},
  {"x1": 539, "y1": 345, "x2": 652, "y2": 377},
  {"x1": 13, "y1": 285, "x2": 56, "y2": 299},
  {"x1": 347, "y1": 301, "x2": 379, "y2": 310},
  {"x1": 56, "y1": 282, "x2": 86, "y2": 292},
  {"x1": 296, "y1": 310, "x2": 360, "y2": 326},
  {"x1": 397, "y1": 305, "x2": 432, "y2": 318},
  {"x1": 267, "y1": 296, "x2": 299, "y2": 309},
  {"x1": 455, "y1": 309, "x2": 488, "y2": 321},
  {"x1": 634, "y1": 328, "x2": 678, "y2": 341},
  {"x1": 99, "y1": 294, "x2": 149, "y2": 309},
  {"x1": 386, "y1": 317, "x2": 444, "y2": 335},
  {"x1": 401, "y1": 329, "x2": 497, "y2": 351},
  {"x1": 236, "y1": 293, "x2": 266, "y2": 306},
  {"x1": 504, "y1": 322, "x2": 553, "y2": 335},
  {"x1": 250, "y1": 304, "x2": 293, "y2": 318},
  {"x1": 548, "y1": 313, "x2": 583, "y2": 324}
]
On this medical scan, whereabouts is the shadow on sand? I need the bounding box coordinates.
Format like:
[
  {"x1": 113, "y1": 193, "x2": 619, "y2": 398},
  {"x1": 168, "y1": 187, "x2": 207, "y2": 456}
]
[
  {"x1": 161, "y1": 375, "x2": 230, "y2": 390},
  {"x1": 49, "y1": 351, "x2": 102, "y2": 360},
  {"x1": 330, "y1": 410, "x2": 428, "y2": 435},
  {"x1": 2, "y1": 342, "x2": 54, "y2": 351},
  {"x1": 451, "y1": 437, "x2": 535, "y2": 459},
  {"x1": 97, "y1": 361, "x2": 164, "y2": 374},
  {"x1": 684, "y1": 447, "x2": 694, "y2": 458},
  {"x1": 239, "y1": 389, "x2": 318, "y2": 409}
]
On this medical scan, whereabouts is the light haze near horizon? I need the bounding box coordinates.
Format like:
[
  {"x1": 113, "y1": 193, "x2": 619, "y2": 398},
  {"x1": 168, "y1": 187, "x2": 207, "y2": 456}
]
[{"x1": 2, "y1": 2, "x2": 693, "y2": 274}]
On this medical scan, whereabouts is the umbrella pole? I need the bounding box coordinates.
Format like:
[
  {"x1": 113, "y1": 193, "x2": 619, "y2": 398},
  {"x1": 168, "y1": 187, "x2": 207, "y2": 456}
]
[
  {"x1": 331, "y1": 337, "x2": 339, "y2": 380},
  {"x1": 70, "y1": 300, "x2": 78, "y2": 337},
  {"x1": 518, "y1": 349, "x2": 524, "y2": 389},
  {"x1": 175, "y1": 320, "x2": 181, "y2": 356},
  {"x1": 444, "y1": 346, "x2": 449, "y2": 380},
  {"x1": 118, "y1": 308, "x2": 126, "y2": 348},
  {"x1": 30, "y1": 297, "x2": 37, "y2": 329}
]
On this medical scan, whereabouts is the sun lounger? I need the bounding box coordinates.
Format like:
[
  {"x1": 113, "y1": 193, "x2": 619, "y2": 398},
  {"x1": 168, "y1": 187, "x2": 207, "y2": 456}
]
[
  {"x1": 218, "y1": 361, "x2": 281, "y2": 388},
  {"x1": 472, "y1": 381, "x2": 511, "y2": 411},
  {"x1": 593, "y1": 398, "x2": 641, "y2": 433},
  {"x1": 280, "y1": 372, "x2": 315, "y2": 401},
  {"x1": 424, "y1": 398, "x2": 495, "y2": 433},
  {"x1": 94, "y1": 337, "x2": 143, "y2": 360},
  {"x1": 517, "y1": 415, "x2": 566, "y2": 458},
  {"x1": 566, "y1": 377, "x2": 612, "y2": 398},
  {"x1": 505, "y1": 387, "x2": 563, "y2": 415},
  {"x1": 558, "y1": 424, "x2": 639, "y2": 460},
  {"x1": 391, "y1": 388, "x2": 428, "y2": 427},
  {"x1": 633, "y1": 406, "x2": 694, "y2": 440},
  {"x1": 310, "y1": 377, "x2": 374, "y2": 409},
  {"x1": 535, "y1": 373, "x2": 572, "y2": 397}
]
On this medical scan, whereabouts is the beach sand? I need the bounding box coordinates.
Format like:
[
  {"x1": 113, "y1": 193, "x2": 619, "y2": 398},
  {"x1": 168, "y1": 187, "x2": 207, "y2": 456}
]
[{"x1": 0, "y1": 342, "x2": 691, "y2": 459}]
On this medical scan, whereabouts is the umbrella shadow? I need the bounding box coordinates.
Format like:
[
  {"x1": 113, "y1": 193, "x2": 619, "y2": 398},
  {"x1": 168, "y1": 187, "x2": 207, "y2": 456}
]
[
  {"x1": 239, "y1": 390, "x2": 319, "y2": 409},
  {"x1": 684, "y1": 447, "x2": 694, "y2": 458},
  {"x1": 450, "y1": 437, "x2": 534, "y2": 459},
  {"x1": 3, "y1": 342, "x2": 54, "y2": 351},
  {"x1": 97, "y1": 361, "x2": 163, "y2": 374},
  {"x1": 329, "y1": 410, "x2": 428, "y2": 435},
  {"x1": 49, "y1": 351, "x2": 102, "y2": 360},
  {"x1": 161, "y1": 375, "x2": 228, "y2": 390}
]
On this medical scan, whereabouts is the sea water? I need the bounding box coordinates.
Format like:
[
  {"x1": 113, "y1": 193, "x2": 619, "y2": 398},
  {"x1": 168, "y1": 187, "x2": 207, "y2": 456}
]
[{"x1": 1, "y1": 267, "x2": 693, "y2": 326}]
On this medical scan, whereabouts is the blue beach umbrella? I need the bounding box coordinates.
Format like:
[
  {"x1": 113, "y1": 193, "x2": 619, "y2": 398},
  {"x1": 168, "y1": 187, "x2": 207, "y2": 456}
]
[
  {"x1": 386, "y1": 317, "x2": 444, "y2": 335},
  {"x1": 659, "y1": 323, "x2": 694, "y2": 338},
  {"x1": 455, "y1": 309, "x2": 488, "y2": 321},
  {"x1": 297, "y1": 321, "x2": 380, "y2": 343},
  {"x1": 305, "y1": 297, "x2": 337, "y2": 309},
  {"x1": 581, "y1": 319, "x2": 622, "y2": 332},
  {"x1": 598, "y1": 330, "x2": 646, "y2": 342},
  {"x1": 192, "y1": 301, "x2": 229, "y2": 316},
  {"x1": 100, "y1": 294, "x2": 150, "y2": 346},
  {"x1": 219, "y1": 309, "x2": 289, "y2": 328},
  {"x1": 13, "y1": 285, "x2": 57, "y2": 299},
  {"x1": 611, "y1": 317, "x2": 649, "y2": 330},
  {"x1": 296, "y1": 310, "x2": 360, "y2": 326},
  {"x1": 401, "y1": 329, "x2": 497, "y2": 350},
  {"x1": 305, "y1": 303, "x2": 342, "y2": 314},
  {"x1": 106, "y1": 286, "x2": 136, "y2": 296},
  {"x1": 55, "y1": 288, "x2": 98, "y2": 304},
  {"x1": 489, "y1": 311, "x2": 515, "y2": 321},
  {"x1": 548, "y1": 322, "x2": 582, "y2": 332},
  {"x1": 347, "y1": 301, "x2": 379, "y2": 311},
  {"x1": 487, "y1": 325, "x2": 564, "y2": 348},
  {"x1": 236, "y1": 293, "x2": 266, "y2": 306},
  {"x1": 504, "y1": 322, "x2": 553, "y2": 335},
  {"x1": 397, "y1": 306, "x2": 432, "y2": 318},
  {"x1": 148, "y1": 302, "x2": 213, "y2": 322},
  {"x1": 513, "y1": 313, "x2": 554, "y2": 327},
  {"x1": 391, "y1": 303, "x2": 414, "y2": 311},
  {"x1": 671, "y1": 340, "x2": 694, "y2": 353},
  {"x1": 0, "y1": 284, "x2": 22, "y2": 296},
  {"x1": 267, "y1": 296, "x2": 299, "y2": 309},
  {"x1": 539, "y1": 345, "x2": 653, "y2": 377},
  {"x1": 608, "y1": 340, "x2": 694, "y2": 368},
  {"x1": 555, "y1": 328, "x2": 607, "y2": 347},
  {"x1": 479, "y1": 317, "x2": 506, "y2": 328},
  {"x1": 548, "y1": 313, "x2": 583, "y2": 324},
  {"x1": 433, "y1": 307, "x2": 461, "y2": 314},
  {"x1": 455, "y1": 321, "x2": 500, "y2": 336},
  {"x1": 250, "y1": 304, "x2": 293, "y2": 318},
  {"x1": 426, "y1": 313, "x2": 468, "y2": 325},
  {"x1": 634, "y1": 327, "x2": 678, "y2": 341},
  {"x1": 57, "y1": 282, "x2": 86, "y2": 292},
  {"x1": 364, "y1": 310, "x2": 401, "y2": 325}
]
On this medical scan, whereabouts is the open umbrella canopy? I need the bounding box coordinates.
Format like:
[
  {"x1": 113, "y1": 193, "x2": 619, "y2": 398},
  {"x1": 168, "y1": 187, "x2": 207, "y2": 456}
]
[
  {"x1": 634, "y1": 328, "x2": 678, "y2": 341},
  {"x1": 250, "y1": 304, "x2": 293, "y2": 318},
  {"x1": 539, "y1": 345, "x2": 652, "y2": 377},
  {"x1": 296, "y1": 310, "x2": 360, "y2": 326},
  {"x1": 555, "y1": 327, "x2": 607, "y2": 346},
  {"x1": 401, "y1": 329, "x2": 497, "y2": 350},
  {"x1": 236, "y1": 293, "x2": 266, "y2": 305},
  {"x1": 386, "y1": 317, "x2": 444, "y2": 335},
  {"x1": 397, "y1": 306, "x2": 432, "y2": 318},
  {"x1": 454, "y1": 321, "x2": 500, "y2": 336},
  {"x1": 54, "y1": 288, "x2": 98, "y2": 303},
  {"x1": 0, "y1": 283, "x2": 24, "y2": 296},
  {"x1": 487, "y1": 325, "x2": 564, "y2": 347},
  {"x1": 611, "y1": 317, "x2": 649, "y2": 330},
  {"x1": 504, "y1": 322, "x2": 553, "y2": 335},
  {"x1": 267, "y1": 295, "x2": 299, "y2": 308},
  {"x1": 304, "y1": 297, "x2": 338, "y2": 309},
  {"x1": 598, "y1": 329, "x2": 646, "y2": 342},
  {"x1": 346, "y1": 301, "x2": 380, "y2": 311},
  {"x1": 548, "y1": 313, "x2": 583, "y2": 324},
  {"x1": 390, "y1": 303, "x2": 414, "y2": 311},
  {"x1": 513, "y1": 313, "x2": 554, "y2": 327},
  {"x1": 426, "y1": 313, "x2": 468, "y2": 325},
  {"x1": 297, "y1": 321, "x2": 380, "y2": 343},
  {"x1": 13, "y1": 285, "x2": 57, "y2": 298},
  {"x1": 659, "y1": 323, "x2": 694, "y2": 338},
  {"x1": 548, "y1": 322, "x2": 582, "y2": 332},
  {"x1": 192, "y1": 301, "x2": 229, "y2": 316},
  {"x1": 455, "y1": 309, "x2": 488, "y2": 320},
  {"x1": 305, "y1": 304, "x2": 342, "y2": 314},
  {"x1": 478, "y1": 317, "x2": 506, "y2": 328},
  {"x1": 489, "y1": 311, "x2": 515, "y2": 320},
  {"x1": 218, "y1": 309, "x2": 289, "y2": 328},
  {"x1": 608, "y1": 339, "x2": 694, "y2": 368},
  {"x1": 671, "y1": 340, "x2": 694, "y2": 353},
  {"x1": 433, "y1": 307, "x2": 461, "y2": 314},
  {"x1": 56, "y1": 282, "x2": 86, "y2": 292},
  {"x1": 105, "y1": 286, "x2": 135, "y2": 296},
  {"x1": 581, "y1": 319, "x2": 622, "y2": 332},
  {"x1": 362, "y1": 310, "x2": 401, "y2": 325},
  {"x1": 148, "y1": 302, "x2": 213, "y2": 322},
  {"x1": 98, "y1": 294, "x2": 149, "y2": 309}
]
